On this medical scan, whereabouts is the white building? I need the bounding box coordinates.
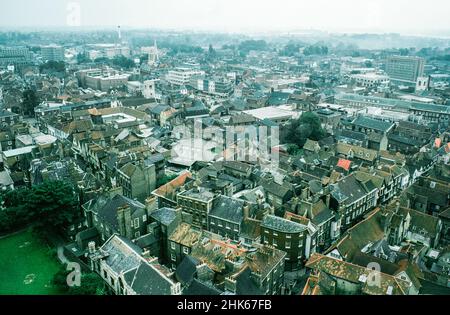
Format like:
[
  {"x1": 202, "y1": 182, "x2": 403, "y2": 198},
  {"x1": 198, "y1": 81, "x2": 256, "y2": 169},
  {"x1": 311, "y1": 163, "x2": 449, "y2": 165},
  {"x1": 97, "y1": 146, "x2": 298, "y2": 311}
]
[
  {"x1": 166, "y1": 67, "x2": 205, "y2": 86},
  {"x1": 350, "y1": 73, "x2": 390, "y2": 88}
]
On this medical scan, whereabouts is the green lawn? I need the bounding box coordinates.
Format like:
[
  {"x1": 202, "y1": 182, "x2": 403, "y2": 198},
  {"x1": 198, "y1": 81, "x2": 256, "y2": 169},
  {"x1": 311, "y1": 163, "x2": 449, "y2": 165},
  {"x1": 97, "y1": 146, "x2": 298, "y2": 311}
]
[{"x1": 0, "y1": 229, "x2": 63, "y2": 295}]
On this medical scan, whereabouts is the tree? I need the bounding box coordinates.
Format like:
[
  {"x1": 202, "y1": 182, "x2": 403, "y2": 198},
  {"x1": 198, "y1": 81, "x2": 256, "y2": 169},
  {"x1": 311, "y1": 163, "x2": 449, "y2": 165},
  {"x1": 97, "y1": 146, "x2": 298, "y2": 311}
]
[
  {"x1": 68, "y1": 273, "x2": 106, "y2": 295},
  {"x1": 76, "y1": 53, "x2": 91, "y2": 64},
  {"x1": 399, "y1": 48, "x2": 409, "y2": 56},
  {"x1": 238, "y1": 40, "x2": 268, "y2": 54},
  {"x1": 286, "y1": 144, "x2": 301, "y2": 155},
  {"x1": 280, "y1": 42, "x2": 303, "y2": 57},
  {"x1": 52, "y1": 267, "x2": 106, "y2": 295},
  {"x1": 299, "y1": 112, "x2": 326, "y2": 140},
  {"x1": 112, "y1": 55, "x2": 135, "y2": 69},
  {"x1": 0, "y1": 180, "x2": 80, "y2": 235},
  {"x1": 28, "y1": 181, "x2": 80, "y2": 229},
  {"x1": 208, "y1": 44, "x2": 216, "y2": 56},
  {"x1": 282, "y1": 112, "x2": 325, "y2": 148},
  {"x1": 39, "y1": 61, "x2": 65, "y2": 73},
  {"x1": 22, "y1": 89, "x2": 39, "y2": 116},
  {"x1": 303, "y1": 45, "x2": 328, "y2": 56},
  {"x1": 156, "y1": 174, "x2": 177, "y2": 188}
]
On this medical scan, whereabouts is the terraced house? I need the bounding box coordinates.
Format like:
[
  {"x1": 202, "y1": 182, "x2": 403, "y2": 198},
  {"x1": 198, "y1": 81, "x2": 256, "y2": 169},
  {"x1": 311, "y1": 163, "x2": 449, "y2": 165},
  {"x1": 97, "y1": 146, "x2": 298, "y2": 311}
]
[
  {"x1": 329, "y1": 174, "x2": 378, "y2": 231},
  {"x1": 261, "y1": 214, "x2": 316, "y2": 271},
  {"x1": 177, "y1": 186, "x2": 216, "y2": 228}
]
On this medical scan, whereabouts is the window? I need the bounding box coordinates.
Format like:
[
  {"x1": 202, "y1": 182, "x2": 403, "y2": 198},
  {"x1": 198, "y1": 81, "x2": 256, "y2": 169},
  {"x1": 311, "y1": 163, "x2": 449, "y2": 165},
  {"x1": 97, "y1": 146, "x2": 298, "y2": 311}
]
[
  {"x1": 142, "y1": 215, "x2": 147, "y2": 222},
  {"x1": 171, "y1": 254, "x2": 176, "y2": 261},
  {"x1": 183, "y1": 247, "x2": 189, "y2": 255},
  {"x1": 170, "y1": 242, "x2": 176, "y2": 250},
  {"x1": 134, "y1": 218, "x2": 139, "y2": 228},
  {"x1": 135, "y1": 231, "x2": 140, "y2": 238},
  {"x1": 285, "y1": 241, "x2": 291, "y2": 249}
]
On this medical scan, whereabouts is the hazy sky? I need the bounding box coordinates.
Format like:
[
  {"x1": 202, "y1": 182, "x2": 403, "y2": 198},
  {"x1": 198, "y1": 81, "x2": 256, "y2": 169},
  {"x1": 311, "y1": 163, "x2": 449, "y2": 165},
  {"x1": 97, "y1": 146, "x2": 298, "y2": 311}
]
[{"x1": 1, "y1": 0, "x2": 450, "y2": 35}]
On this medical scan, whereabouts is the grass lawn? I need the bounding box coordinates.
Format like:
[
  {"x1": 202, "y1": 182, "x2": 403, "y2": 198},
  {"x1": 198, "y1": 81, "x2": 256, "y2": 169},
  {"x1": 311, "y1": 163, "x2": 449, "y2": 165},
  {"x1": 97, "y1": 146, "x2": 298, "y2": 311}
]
[{"x1": 0, "y1": 229, "x2": 63, "y2": 295}]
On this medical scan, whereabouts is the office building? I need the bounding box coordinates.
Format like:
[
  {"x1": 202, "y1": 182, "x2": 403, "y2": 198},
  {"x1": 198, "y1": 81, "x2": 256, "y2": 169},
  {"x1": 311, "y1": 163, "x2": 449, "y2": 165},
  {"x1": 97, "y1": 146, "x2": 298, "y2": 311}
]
[
  {"x1": 166, "y1": 67, "x2": 205, "y2": 86},
  {"x1": 0, "y1": 46, "x2": 31, "y2": 67},
  {"x1": 76, "y1": 68, "x2": 130, "y2": 91},
  {"x1": 41, "y1": 44, "x2": 65, "y2": 62},
  {"x1": 385, "y1": 56, "x2": 425, "y2": 86}
]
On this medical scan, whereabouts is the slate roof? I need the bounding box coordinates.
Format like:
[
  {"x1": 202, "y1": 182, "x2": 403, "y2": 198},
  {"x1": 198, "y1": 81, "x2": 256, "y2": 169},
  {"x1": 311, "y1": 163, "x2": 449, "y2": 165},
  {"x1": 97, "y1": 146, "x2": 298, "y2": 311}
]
[
  {"x1": 337, "y1": 129, "x2": 368, "y2": 142},
  {"x1": 134, "y1": 233, "x2": 157, "y2": 249},
  {"x1": 309, "y1": 201, "x2": 335, "y2": 226},
  {"x1": 150, "y1": 207, "x2": 179, "y2": 226},
  {"x1": 329, "y1": 209, "x2": 385, "y2": 260},
  {"x1": 261, "y1": 214, "x2": 306, "y2": 234},
  {"x1": 234, "y1": 267, "x2": 264, "y2": 295},
  {"x1": 176, "y1": 255, "x2": 201, "y2": 285},
  {"x1": 183, "y1": 279, "x2": 222, "y2": 295},
  {"x1": 223, "y1": 161, "x2": 252, "y2": 174},
  {"x1": 124, "y1": 261, "x2": 176, "y2": 295},
  {"x1": 266, "y1": 91, "x2": 291, "y2": 106},
  {"x1": 353, "y1": 116, "x2": 394, "y2": 133},
  {"x1": 261, "y1": 180, "x2": 293, "y2": 199},
  {"x1": 90, "y1": 194, "x2": 146, "y2": 231},
  {"x1": 335, "y1": 143, "x2": 378, "y2": 162},
  {"x1": 100, "y1": 235, "x2": 143, "y2": 275},
  {"x1": 209, "y1": 196, "x2": 245, "y2": 224},
  {"x1": 398, "y1": 207, "x2": 440, "y2": 236},
  {"x1": 330, "y1": 174, "x2": 371, "y2": 205}
]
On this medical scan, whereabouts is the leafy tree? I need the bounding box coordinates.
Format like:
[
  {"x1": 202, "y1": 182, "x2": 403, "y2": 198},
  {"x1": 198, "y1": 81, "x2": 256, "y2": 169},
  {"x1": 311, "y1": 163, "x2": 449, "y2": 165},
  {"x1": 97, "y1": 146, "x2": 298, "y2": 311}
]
[
  {"x1": 94, "y1": 57, "x2": 109, "y2": 63},
  {"x1": 156, "y1": 174, "x2": 177, "y2": 188},
  {"x1": 28, "y1": 181, "x2": 79, "y2": 229},
  {"x1": 364, "y1": 60, "x2": 373, "y2": 68},
  {"x1": 22, "y1": 89, "x2": 39, "y2": 116},
  {"x1": 69, "y1": 273, "x2": 106, "y2": 295},
  {"x1": 238, "y1": 40, "x2": 268, "y2": 53},
  {"x1": 39, "y1": 61, "x2": 65, "y2": 73},
  {"x1": 208, "y1": 44, "x2": 216, "y2": 55},
  {"x1": 303, "y1": 45, "x2": 328, "y2": 56},
  {"x1": 222, "y1": 44, "x2": 236, "y2": 50},
  {"x1": 286, "y1": 144, "x2": 300, "y2": 155},
  {"x1": 112, "y1": 55, "x2": 135, "y2": 69},
  {"x1": 282, "y1": 112, "x2": 325, "y2": 148},
  {"x1": 280, "y1": 43, "x2": 303, "y2": 57},
  {"x1": 399, "y1": 48, "x2": 409, "y2": 56},
  {"x1": 76, "y1": 53, "x2": 91, "y2": 64},
  {"x1": 52, "y1": 267, "x2": 106, "y2": 295},
  {"x1": 0, "y1": 181, "x2": 80, "y2": 234}
]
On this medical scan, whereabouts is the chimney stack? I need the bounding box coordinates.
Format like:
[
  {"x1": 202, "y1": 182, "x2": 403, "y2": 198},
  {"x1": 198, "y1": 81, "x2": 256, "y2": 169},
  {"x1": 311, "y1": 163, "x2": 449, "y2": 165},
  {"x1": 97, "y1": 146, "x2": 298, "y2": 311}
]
[
  {"x1": 243, "y1": 203, "x2": 250, "y2": 220},
  {"x1": 88, "y1": 241, "x2": 96, "y2": 254}
]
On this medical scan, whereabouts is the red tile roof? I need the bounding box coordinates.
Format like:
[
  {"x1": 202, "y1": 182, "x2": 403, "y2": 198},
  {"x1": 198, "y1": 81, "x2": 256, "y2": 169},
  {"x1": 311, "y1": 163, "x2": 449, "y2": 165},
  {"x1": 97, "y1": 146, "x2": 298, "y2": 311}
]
[{"x1": 337, "y1": 158, "x2": 351, "y2": 171}]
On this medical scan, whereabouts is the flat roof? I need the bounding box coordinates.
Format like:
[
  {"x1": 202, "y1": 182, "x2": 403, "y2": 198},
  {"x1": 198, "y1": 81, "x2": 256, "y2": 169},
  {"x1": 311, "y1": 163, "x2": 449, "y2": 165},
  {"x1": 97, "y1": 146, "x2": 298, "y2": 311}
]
[
  {"x1": 2, "y1": 146, "x2": 36, "y2": 158},
  {"x1": 243, "y1": 106, "x2": 300, "y2": 121}
]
